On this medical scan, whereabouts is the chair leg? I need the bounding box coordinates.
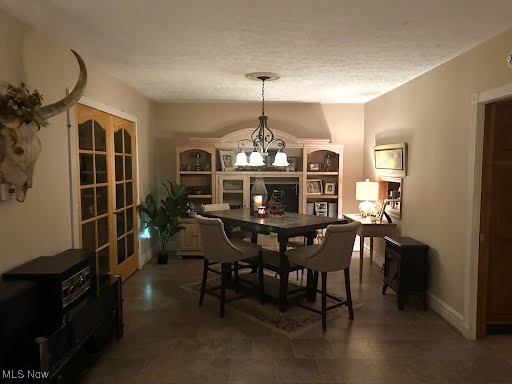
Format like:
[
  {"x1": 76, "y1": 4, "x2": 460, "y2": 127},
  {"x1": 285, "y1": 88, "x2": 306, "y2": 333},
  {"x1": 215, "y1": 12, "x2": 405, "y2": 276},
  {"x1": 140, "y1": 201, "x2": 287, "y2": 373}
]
[
  {"x1": 199, "y1": 258, "x2": 208, "y2": 306},
  {"x1": 258, "y1": 251, "x2": 265, "y2": 305},
  {"x1": 306, "y1": 269, "x2": 314, "y2": 301},
  {"x1": 234, "y1": 261, "x2": 240, "y2": 294},
  {"x1": 220, "y1": 263, "x2": 227, "y2": 318},
  {"x1": 344, "y1": 267, "x2": 354, "y2": 320},
  {"x1": 321, "y1": 272, "x2": 327, "y2": 332},
  {"x1": 312, "y1": 271, "x2": 319, "y2": 302}
]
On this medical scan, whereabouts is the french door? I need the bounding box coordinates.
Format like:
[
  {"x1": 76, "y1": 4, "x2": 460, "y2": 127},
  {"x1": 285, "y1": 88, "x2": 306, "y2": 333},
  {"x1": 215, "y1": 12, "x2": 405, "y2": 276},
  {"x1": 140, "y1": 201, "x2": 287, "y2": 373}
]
[{"x1": 75, "y1": 104, "x2": 138, "y2": 281}]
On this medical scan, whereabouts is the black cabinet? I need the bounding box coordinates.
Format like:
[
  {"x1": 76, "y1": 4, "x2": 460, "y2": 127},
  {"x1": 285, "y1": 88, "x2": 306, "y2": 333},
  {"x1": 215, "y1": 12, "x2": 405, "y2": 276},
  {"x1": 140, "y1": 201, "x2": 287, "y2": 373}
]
[{"x1": 383, "y1": 236, "x2": 429, "y2": 310}]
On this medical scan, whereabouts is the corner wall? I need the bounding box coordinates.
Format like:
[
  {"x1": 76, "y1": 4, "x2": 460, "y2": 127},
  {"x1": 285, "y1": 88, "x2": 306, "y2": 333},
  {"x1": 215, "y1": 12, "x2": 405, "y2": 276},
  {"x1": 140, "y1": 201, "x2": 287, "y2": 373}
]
[
  {"x1": 0, "y1": 11, "x2": 158, "y2": 273},
  {"x1": 363, "y1": 26, "x2": 512, "y2": 333}
]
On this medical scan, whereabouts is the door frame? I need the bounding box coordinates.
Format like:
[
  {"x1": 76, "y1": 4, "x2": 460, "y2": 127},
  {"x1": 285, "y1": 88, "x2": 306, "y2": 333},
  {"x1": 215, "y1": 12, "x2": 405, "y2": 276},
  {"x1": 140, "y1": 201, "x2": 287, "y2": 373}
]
[
  {"x1": 466, "y1": 83, "x2": 512, "y2": 339},
  {"x1": 68, "y1": 97, "x2": 142, "y2": 270}
]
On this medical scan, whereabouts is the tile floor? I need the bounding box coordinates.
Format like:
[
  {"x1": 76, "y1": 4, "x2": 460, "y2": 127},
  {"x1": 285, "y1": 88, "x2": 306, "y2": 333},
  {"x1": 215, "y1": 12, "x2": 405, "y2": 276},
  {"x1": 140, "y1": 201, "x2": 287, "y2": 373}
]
[{"x1": 83, "y1": 254, "x2": 512, "y2": 384}]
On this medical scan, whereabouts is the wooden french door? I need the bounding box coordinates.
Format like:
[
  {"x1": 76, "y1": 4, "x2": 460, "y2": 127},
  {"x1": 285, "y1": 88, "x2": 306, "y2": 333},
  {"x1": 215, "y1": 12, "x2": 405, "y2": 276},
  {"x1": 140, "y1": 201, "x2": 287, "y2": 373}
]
[
  {"x1": 477, "y1": 98, "x2": 512, "y2": 336},
  {"x1": 76, "y1": 104, "x2": 138, "y2": 281}
]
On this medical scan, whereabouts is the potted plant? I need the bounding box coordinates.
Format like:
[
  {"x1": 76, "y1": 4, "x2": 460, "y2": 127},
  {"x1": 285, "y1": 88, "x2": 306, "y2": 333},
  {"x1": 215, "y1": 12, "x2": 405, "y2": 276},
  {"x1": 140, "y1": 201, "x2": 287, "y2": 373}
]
[{"x1": 137, "y1": 180, "x2": 190, "y2": 264}]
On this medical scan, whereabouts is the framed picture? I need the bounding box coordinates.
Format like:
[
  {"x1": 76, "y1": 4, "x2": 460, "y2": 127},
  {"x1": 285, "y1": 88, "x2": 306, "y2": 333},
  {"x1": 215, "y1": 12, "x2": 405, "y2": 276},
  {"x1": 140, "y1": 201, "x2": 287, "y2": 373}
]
[
  {"x1": 374, "y1": 143, "x2": 407, "y2": 177},
  {"x1": 309, "y1": 163, "x2": 320, "y2": 172},
  {"x1": 306, "y1": 179, "x2": 323, "y2": 194},
  {"x1": 219, "y1": 150, "x2": 236, "y2": 171},
  {"x1": 324, "y1": 182, "x2": 336, "y2": 195}
]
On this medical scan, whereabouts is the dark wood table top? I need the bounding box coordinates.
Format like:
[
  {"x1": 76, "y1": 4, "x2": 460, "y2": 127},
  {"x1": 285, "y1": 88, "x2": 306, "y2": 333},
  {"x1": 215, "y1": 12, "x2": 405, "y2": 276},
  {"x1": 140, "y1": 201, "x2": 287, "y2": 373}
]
[{"x1": 201, "y1": 209, "x2": 348, "y2": 237}]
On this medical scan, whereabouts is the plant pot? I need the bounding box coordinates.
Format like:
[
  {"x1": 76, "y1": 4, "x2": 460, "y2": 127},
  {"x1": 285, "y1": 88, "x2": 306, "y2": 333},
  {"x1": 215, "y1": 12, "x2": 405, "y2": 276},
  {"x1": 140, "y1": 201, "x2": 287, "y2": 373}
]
[{"x1": 157, "y1": 251, "x2": 169, "y2": 264}]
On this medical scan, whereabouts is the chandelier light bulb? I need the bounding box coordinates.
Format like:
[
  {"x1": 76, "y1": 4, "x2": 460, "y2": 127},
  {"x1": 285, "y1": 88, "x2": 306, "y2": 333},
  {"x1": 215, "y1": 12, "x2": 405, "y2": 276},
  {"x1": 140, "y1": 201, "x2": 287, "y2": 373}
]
[
  {"x1": 249, "y1": 151, "x2": 265, "y2": 166},
  {"x1": 234, "y1": 150, "x2": 249, "y2": 166},
  {"x1": 272, "y1": 151, "x2": 289, "y2": 167}
]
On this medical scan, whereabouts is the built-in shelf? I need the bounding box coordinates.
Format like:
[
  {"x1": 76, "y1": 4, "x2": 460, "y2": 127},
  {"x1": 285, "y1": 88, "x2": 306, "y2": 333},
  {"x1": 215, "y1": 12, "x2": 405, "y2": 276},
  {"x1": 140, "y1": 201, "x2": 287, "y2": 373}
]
[
  {"x1": 218, "y1": 171, "x2": 303, "y2": 176},
  {"x1": 180, "y1": 171, "x2": 212, "y2": 175},
  {"x1": 223, "y1": 190, "x2": 244, "y2": 194},
  {"x1": 306, "y1": 194, "x2": 338, "y2": 199},
  {"x1": 306, "y1": 172, "x2": 339, "y2": 176},
  {"x1": 187, "y1": 194, "x2": 212, "y2": 199}
]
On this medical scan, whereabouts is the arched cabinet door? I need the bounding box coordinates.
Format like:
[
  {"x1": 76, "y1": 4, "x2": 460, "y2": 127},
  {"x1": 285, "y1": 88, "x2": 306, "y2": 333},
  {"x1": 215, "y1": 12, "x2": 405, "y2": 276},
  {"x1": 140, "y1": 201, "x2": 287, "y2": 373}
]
[{"x1": 75, "y1": 104, "x2": 138, "y2": 281}]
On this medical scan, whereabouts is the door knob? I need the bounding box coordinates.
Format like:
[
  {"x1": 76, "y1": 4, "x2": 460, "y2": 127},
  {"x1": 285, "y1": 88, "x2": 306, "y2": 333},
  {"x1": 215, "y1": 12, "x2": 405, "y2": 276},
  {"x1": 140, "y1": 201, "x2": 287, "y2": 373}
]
[{"x1": 114, "y1": 209, "x2": 123, "y2": 214}]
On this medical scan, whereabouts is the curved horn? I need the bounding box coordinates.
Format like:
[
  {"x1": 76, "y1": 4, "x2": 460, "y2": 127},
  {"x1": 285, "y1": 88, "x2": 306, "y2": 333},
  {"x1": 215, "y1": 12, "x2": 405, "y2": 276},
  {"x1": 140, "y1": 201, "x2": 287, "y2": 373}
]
[{"x1": 38, "y1": 50, "x2": 87, "y2": 119}]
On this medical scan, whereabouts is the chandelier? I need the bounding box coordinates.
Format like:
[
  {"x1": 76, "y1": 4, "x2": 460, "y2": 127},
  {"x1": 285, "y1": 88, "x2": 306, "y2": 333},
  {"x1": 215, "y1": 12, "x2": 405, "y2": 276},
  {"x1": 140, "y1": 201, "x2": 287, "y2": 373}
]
[{"x1": 234, "y1": 73, "x2": 289, "y2": 167}]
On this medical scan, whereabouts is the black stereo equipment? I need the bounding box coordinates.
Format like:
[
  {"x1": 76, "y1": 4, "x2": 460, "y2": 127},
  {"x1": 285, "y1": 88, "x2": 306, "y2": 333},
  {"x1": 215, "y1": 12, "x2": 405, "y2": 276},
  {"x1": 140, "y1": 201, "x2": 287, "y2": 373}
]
[
  {"x1": 3, "y1": 249, "x2": 92, "y2": 334},
  {"x1": 0, "y1": 280, "x2": 39, "y2": 370}
]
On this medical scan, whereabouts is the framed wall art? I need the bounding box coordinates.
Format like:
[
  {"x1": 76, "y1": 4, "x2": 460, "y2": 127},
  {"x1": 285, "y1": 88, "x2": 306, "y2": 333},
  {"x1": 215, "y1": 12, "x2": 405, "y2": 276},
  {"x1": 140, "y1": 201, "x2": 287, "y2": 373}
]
[
  {"x1": 219, "y1": 150, "x2": 237, "y2": 171},
  {"x1": 324, "y1": 182, "x2": 336, "y2": 195},
  {"x1": 306, "y1": 179, "x2": 323, "y2": 194},
  {"x1": 374, "y1": 143, "x2": 407, "y2": 177}
]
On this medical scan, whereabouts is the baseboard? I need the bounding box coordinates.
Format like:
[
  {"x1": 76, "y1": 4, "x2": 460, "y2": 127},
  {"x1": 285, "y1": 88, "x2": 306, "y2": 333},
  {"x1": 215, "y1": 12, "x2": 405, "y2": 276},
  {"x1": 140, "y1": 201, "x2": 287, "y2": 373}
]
[
  {"x1": 140, "y1": 243, "x2": 158, "y2": 267},
  {"x1": 360, "y1": 242, "x2": 470, "y2": 338},
  {"x1": 361, "y1": 243, "x2": 385, "y2": 268},
  {"x1": 428, "y1": 292, "x2": 470, "y2": 336}
]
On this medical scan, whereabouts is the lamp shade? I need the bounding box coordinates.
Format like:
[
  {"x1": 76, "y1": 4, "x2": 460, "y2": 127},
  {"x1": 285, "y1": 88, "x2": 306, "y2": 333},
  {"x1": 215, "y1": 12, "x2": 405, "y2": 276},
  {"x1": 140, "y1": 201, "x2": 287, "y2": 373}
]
[
  {"x1": 272, "y1": 151, "x2": 289, "y2": 167},
  {"x1": 248, "y1": 151, "x2": 265, "y2": 166},
  {"x1": 234, "y1": 151, "x2": 249, "y2": 166},
  {"x1": 356, "y1": 179, "x2": 379, "y2": 201}
]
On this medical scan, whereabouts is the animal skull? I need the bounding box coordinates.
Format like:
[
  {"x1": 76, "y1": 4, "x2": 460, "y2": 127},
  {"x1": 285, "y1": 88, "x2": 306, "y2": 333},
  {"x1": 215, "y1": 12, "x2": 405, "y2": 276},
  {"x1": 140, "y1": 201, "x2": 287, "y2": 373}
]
[{"x1": 0, "y1": 50, "x2": 87, "y2": 202}]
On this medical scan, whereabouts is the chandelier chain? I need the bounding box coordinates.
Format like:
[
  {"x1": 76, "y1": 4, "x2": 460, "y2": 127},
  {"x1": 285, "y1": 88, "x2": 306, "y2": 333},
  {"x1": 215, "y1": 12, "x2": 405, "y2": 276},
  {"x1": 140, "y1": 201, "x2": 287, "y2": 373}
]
[{"x1": 261, "y1": 78, "x2": 265, "y2": 115}]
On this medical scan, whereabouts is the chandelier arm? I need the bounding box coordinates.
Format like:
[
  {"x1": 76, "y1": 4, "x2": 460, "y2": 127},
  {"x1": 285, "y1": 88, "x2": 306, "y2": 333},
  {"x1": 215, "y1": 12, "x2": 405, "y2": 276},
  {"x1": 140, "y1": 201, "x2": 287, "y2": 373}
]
[
  {"x1": 263, "y1": 138, "x2": 286, "y2": 153},
  {"x1": 237, "y1": 138, "x2": 255, "y2": 150}
]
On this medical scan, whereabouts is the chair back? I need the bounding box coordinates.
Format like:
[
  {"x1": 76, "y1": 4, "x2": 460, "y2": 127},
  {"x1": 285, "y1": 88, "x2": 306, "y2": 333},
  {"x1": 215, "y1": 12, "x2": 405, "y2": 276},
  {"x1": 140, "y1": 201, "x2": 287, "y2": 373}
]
[
  {"x1": 201, "y1": 203, "x2": 230, "y2": 212},
  {"x1": 306, "y1": 222, "x2": 361, "y2": 272},
  {"x1": 196, "y1": 215, "x2": 242, "y2": 263}
]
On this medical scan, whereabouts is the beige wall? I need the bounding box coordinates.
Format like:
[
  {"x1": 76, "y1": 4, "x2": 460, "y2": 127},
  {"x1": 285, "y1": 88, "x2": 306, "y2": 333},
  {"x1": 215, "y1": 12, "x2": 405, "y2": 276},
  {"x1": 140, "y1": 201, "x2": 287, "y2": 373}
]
[
  {"x1": 0, "y1": 11, "x2": 157, "y2": 273},
  {"x1": 364, "y1": 27, "x2": 512, "y2": 315},
  {"x1": 155, "y1": 102, "x2": 364, "y2": 212}
]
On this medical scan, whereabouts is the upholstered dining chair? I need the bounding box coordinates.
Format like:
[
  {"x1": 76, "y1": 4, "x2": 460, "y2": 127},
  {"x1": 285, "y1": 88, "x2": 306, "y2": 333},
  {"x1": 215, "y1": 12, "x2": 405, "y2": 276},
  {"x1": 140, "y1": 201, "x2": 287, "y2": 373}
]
[
  {"x1": 196, "y1": 215, "x2": 265, "y2": 318},
  {"x1": 200, "y1": 203, "x2": 252, "y2": 240},
  {"x1": 286, "y1": 221, "x2": 361, "y2": 332},
  {"x1": 200, "y1": 203, "x2": 255, "y2": 275}
]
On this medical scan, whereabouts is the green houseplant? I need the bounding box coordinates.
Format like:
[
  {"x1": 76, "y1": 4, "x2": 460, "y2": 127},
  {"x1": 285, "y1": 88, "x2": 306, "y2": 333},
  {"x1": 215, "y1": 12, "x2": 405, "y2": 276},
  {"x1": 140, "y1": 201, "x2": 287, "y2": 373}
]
[{"x1": 137, "y1": 180, "x2": 190, "y2": 264}]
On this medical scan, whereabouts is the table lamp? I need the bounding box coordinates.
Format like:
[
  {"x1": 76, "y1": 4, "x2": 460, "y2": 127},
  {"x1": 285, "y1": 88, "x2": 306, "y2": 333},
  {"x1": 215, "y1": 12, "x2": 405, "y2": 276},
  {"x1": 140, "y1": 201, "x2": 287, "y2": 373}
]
[{"x1": 356, "y1": 179, "x2": 379, "y2": 217}]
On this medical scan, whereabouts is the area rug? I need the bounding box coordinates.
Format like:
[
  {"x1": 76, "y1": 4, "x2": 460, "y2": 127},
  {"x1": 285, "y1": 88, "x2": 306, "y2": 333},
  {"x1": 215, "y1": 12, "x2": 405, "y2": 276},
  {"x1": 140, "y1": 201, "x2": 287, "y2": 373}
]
[{"x1": 180, "y1": 271, "x2": 363, "y2": 338}]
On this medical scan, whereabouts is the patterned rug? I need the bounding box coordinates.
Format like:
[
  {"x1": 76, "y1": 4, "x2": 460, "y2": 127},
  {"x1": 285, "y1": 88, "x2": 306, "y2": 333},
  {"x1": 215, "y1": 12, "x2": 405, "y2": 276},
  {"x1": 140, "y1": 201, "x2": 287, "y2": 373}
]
[{"x1": 180, "y1": 271, "x2": 363, "y2": 338}]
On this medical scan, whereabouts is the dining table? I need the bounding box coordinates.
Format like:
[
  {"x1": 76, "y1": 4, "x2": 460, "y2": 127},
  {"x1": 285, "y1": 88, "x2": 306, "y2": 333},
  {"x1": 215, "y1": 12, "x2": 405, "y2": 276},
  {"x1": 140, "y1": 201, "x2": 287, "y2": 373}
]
[{"x1": 200, "y1": 209, "x2": 348, "y2": 312}]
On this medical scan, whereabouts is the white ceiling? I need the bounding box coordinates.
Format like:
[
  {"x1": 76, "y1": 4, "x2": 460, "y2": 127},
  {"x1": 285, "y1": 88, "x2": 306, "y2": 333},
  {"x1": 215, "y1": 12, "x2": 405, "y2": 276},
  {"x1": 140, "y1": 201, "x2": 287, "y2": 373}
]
[{"x1": 2, "y1": 0, "x2": 512, "y2": 103}]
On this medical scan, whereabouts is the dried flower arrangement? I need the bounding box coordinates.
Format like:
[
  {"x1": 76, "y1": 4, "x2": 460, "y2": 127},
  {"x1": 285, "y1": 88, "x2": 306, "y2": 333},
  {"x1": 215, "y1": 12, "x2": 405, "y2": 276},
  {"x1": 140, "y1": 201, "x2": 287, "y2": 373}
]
[{"x1": 0, "y1": 82, "x2": 48, "y2": 129}]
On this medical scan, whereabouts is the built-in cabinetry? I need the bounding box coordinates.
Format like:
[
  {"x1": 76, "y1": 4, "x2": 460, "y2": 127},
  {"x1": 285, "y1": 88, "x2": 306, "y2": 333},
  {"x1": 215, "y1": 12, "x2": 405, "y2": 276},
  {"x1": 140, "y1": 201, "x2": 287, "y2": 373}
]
[
  {"x1": 175, "y1": 129, "x2": 343, "y2": 258},
  {"x1": 176, "y1": 146, "x2": 216, "y2": 258}
]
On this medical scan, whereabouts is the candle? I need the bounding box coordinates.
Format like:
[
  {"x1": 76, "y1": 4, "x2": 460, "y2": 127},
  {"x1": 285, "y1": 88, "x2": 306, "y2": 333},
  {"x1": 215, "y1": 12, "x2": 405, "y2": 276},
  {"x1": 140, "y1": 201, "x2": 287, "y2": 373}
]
[{"x1": 254, "y1": 195, "x2": 263, "y2": 209}]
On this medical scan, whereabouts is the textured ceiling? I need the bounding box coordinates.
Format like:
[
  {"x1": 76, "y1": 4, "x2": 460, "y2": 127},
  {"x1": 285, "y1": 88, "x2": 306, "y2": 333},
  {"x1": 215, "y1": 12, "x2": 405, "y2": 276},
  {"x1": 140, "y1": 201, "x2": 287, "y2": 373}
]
[{"x1": 2, "y1": 0, "x2": 512, "y2": 102}]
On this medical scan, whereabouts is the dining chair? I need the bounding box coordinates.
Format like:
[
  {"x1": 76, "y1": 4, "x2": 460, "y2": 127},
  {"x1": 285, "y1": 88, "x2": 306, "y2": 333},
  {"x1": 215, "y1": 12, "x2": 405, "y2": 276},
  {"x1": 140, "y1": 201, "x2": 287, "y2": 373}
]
[
  {"x1": 286, "y1": 221, "x2": 361, "y2": 331},
  {"x1": 200, "y1": 203, "x2": 255, "y2": 275},
  {"x1": 196, "y1": 215, "x2": 265, "y2": 318},
  {"x1": 200, "y1": 203, "x2": 252, "y2": 240}
]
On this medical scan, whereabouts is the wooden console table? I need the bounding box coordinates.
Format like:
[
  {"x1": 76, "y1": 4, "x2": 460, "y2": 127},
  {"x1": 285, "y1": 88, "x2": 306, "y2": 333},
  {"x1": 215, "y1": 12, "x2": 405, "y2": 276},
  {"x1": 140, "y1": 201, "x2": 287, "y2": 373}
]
[{"x1": 343, "y1": 213, "x2": 397, "y2": 284}]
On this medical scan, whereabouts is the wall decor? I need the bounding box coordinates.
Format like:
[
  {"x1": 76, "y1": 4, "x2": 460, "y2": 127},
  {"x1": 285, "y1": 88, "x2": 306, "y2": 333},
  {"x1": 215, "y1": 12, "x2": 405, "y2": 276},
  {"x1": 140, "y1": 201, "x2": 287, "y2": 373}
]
[
  {"x1": 324, "y1": 182, "x2": 336, "y2": 195},
  {"x1": 219, "y1": 150, "x2": 236, "y2": 171},
  {"x1": 374, "y1": 143, "x2": 407, "y2": 177},
  {"x1": 0, "y1": 50, "x2": 87, "y2": 202},
  {"x1": 306, "y1": 179, "x2": 323, "y2": 194},
  {"x1": 309, "y1": 163, "x2": 320, "y2": 172},
  {"x1": 287, "y1": 157, "x2": 297, "y2": 171}
]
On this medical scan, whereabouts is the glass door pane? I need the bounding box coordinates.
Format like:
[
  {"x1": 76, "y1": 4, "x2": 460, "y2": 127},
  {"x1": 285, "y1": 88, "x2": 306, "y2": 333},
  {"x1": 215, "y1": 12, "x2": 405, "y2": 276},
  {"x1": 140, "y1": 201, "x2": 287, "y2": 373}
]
[
  {"x1": 222, "y1": 178, "x2": 244, "y2": 208},
  {"x1": 77, "y1": 117, "x2": 110, "y2": 276},
  {"x1": 113, "y1": 125, "x2": 136, "y2": 267}
]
